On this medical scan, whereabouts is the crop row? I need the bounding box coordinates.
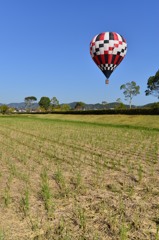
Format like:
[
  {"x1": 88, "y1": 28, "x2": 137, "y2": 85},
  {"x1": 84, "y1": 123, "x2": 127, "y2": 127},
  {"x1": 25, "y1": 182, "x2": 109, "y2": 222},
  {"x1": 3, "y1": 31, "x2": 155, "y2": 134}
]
[{"x1": 0, "y1": 117, "x2": 159, "y2": 239}]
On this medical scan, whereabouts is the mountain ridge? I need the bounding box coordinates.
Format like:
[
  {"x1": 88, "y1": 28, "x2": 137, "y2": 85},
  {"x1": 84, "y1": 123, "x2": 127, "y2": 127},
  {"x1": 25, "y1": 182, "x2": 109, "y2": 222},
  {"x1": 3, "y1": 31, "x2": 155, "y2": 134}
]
[{"x1": 0, "y1": 101, "x2": 157, "y2": 110}]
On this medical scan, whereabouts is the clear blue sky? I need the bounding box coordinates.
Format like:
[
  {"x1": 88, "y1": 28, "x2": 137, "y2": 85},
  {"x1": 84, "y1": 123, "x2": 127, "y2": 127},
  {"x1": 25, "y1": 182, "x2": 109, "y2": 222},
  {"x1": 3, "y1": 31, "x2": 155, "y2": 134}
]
[{"x1": 0, "y1": 0, "x2": 159, "y2": 105}]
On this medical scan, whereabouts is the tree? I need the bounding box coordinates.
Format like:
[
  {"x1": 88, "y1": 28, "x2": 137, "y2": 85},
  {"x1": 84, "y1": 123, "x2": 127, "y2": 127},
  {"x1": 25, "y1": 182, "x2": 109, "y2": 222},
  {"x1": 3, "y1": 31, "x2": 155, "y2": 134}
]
[
  {"x1": 24, "y1": 96, "x2": 37, "y2": 111},
  {"x1": 50, "y1": 97, "x2": 60, "y2": 111},
  {"x1": 145, "y1": 70, "x2": 159, "y2": 98},
  {"x1": 61, "y1": 104, "x2": 71, "y2": 111},
  {"x1": 115, "y1": 98, "x2": 126, "y2": 110},
  {"x1": 74, "y1": 102, "x2": 85, "y2": 110},
  {"x1": 0, "y1": 105, "x2": 9, "y2": 114},
  {"x1": 51, "y1": 97, "x2": 59, "y2": 107},
  {"x1": 38, "y1": 97, "x2": 51, "y2": 110},
  {"x1": 120, "y1": 81, "x2": 140, "y2": 108}
]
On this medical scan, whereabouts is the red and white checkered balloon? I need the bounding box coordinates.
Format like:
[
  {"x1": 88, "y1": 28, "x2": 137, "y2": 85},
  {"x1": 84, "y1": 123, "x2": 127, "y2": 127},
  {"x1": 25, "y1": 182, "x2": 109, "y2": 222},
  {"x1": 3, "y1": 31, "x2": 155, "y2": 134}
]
[{"x1": 90, "y1": 32, "x2": 127, "y2": 84}]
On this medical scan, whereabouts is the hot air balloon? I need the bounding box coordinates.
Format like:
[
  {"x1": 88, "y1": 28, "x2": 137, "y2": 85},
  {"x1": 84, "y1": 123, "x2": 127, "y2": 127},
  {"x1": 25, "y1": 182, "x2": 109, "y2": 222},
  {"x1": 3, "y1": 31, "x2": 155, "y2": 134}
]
[{"x1": 90, "y1": 32, "x2": 127, "y2": 84}]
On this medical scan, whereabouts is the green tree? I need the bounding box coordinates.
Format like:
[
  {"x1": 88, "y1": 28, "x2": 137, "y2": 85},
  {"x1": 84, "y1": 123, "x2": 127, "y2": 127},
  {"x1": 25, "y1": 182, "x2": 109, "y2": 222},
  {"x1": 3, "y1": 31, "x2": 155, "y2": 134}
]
[
  {"x1": 120, "y1": 81, "x2": 140, "y2": 108},
  {"x1": 51, "y1": 97, "x2": 59, "y2": 107},
  {"x1": 24, "y1": 96, "x2": 37, "y2": 111},
  {"x1": 145, "y1": 70, "x2": 159, "y2": 99},
  {"x1": 38, "y1": 97, "x2": 51, "y2": 110},
  {"x1": 61, "y1": 104, "x2": 71, "y2": 111},
  {"x1": 74, "y1": 102, "x2": 85, "y2": 110},
  {"x1": 115, "y1": 98, "x2": 126, "y2": 110},
  {"x1": 50, "y1": 97, "x2": 60, "y2": 111},
  {"x1": 0, "y1": 105, "x2": 9, "y2": 114}
]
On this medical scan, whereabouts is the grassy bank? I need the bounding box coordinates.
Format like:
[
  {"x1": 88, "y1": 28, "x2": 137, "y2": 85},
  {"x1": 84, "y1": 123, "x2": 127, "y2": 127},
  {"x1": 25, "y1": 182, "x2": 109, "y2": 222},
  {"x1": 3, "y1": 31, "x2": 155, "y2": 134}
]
[{"x1": 23, "y1": 114, "x2": 159, "y2": 130}]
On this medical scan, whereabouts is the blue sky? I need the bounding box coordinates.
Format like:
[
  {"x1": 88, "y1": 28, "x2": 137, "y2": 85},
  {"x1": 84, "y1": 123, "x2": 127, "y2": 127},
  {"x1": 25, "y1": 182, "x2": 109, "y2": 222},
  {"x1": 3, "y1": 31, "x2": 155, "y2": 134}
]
[{"x1": 0, "y1": 0, "x2": 159, "y2": 105}]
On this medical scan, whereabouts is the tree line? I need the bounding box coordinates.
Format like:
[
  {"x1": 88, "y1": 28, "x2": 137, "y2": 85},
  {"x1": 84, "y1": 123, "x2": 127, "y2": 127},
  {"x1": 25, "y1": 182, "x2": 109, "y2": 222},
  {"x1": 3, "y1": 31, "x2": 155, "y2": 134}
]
[
  {"x1": 0, "y1": 69, "x2": 159, "y2": 114},
  {"x1": 24, "y1": 97, "x2": 85, "y2": 112},
  {"x1": 24, "y1": 96, "x2": 71, "y2": 112}
]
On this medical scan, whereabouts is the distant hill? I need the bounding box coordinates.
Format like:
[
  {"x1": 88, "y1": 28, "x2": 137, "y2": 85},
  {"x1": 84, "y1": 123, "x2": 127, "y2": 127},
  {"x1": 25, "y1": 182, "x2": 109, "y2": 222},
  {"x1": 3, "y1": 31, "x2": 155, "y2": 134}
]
[
  {"x1": 0, "y1": 101, "x2": 158, "y2": 110},
  {"x1": 7, "y1": 102, "x2": 26, "y2": 108},
  {"x1": 67, "y1": 102, "x2": 159, "y2": 109},
  {"x1": 62, "y1": 102, "x2": 138, "y2": 110},
  {"x1": 7, "y1": 102, "x2": 38, "y2": 109}
]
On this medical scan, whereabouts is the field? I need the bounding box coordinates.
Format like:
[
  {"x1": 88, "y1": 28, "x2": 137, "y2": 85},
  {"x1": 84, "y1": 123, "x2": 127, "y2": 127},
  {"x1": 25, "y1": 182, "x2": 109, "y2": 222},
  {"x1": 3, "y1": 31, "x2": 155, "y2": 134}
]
[{"x1": 0, "y1": 114, "x2": 159, "y2": 240}]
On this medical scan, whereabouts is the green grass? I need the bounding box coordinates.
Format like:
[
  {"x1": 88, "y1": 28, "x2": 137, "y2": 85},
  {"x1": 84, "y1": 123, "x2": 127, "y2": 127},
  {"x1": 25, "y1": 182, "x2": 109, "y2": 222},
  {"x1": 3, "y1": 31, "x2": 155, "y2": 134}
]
[
  {"x1": 28, "y1": 113, "x2": 159, "y2": 129},
  {"x1": 0, "y1": 114, "x2": 159, "y2": 239}
]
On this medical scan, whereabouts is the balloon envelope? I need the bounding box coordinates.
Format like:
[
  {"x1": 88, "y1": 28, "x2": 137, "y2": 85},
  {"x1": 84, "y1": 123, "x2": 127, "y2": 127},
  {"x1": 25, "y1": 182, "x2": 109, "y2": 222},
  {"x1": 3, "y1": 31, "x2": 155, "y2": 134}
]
[{"x1": 90, "y1": 32, "x2": 127, "y2": 81}]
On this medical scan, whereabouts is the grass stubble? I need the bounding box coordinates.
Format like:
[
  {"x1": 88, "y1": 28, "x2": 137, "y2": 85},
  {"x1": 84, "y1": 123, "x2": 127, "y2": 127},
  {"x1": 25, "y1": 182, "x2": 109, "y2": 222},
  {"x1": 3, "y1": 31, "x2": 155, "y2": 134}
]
[{"x1": 0, "y1": 114, "x2": 159, "y2": 239}]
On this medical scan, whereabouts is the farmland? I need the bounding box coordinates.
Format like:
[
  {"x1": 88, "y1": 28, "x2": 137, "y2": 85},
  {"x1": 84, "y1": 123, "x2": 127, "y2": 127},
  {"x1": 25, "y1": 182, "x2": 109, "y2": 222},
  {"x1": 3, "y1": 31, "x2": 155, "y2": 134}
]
[{"x1": 0, "y1": 114, "x2": 159, "y2": 239}]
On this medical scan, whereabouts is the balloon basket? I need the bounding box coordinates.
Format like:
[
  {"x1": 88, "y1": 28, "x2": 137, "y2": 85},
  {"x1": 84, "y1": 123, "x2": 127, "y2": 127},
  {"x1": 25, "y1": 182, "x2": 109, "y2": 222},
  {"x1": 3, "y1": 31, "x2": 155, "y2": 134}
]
[{"x1": 105, "y1": 79, "x2": 109, "y2": 84}]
